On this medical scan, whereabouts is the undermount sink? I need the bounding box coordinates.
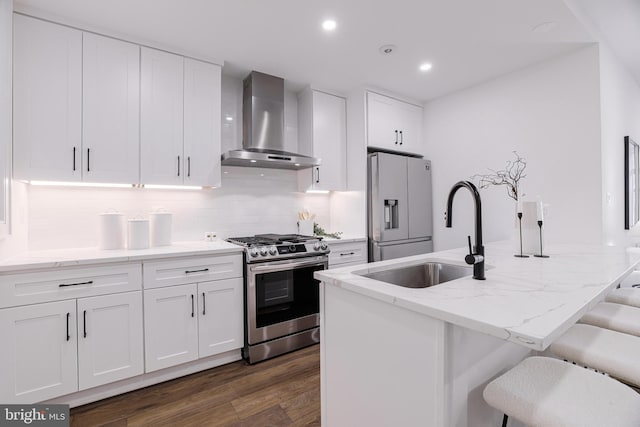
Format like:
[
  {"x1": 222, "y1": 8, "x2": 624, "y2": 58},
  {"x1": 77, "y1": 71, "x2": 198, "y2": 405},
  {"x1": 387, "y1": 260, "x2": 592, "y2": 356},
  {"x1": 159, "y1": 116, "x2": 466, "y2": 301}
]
[{"x1": 359, "y1": 262, "x2": 473, "y2": 288}]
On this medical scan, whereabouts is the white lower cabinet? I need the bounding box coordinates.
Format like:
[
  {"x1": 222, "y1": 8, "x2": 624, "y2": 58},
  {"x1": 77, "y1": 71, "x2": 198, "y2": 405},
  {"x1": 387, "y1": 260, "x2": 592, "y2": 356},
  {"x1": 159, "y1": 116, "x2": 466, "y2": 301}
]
[
  {"x1": 198, "y1": 279, "x2": 243, "y2": 357},
  {"x1": 144, "y1": 284, "x2": 199, "y2": 372},
  {"x1": 0, "y1": 300, "x2": 78, "y2": 403},
  {"x1": 327, "y1": 240, "x2": 368, "y2": 268},
  {"x1": 144, "y1": 277, "x2": 243, "y2": 372},
  {"x1": 77, "y1": 291, "x2": 144, "y2": 390}
]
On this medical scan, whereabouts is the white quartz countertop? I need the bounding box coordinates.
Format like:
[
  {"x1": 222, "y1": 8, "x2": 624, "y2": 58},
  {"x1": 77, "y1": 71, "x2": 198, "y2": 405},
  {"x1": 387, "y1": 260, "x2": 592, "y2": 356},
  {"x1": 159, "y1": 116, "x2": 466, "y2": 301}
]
[
  {"x1": 0, "y1": 240, "x2": 243, "y2": 273},
  {"x1": 315, "y1": 241, "x2": 640, "y2": 351},
  {"x1": 322, "y1": 236, "x2": 367, "y2": 244}
]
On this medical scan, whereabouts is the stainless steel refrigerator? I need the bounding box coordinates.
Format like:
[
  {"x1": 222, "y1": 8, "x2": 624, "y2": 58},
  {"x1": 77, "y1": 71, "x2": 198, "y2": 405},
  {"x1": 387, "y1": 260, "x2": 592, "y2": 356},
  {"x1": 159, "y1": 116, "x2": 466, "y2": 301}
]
[{"x1": 368, "y1": 152, "x2": 433, "y2": 261}]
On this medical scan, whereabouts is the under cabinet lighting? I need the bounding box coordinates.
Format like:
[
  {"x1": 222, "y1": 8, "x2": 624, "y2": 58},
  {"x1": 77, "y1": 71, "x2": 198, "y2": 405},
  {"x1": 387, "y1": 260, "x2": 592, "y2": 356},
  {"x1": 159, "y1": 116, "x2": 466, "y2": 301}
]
[
  {"x1": 143, "y1": 184, "x2": 204, "y2": 190},
  {"x1": 419, "y1": 63, "x2": 433, "y2": 72},
  {"x1": 306, "y1": 190, "x2": 330, "y2": 194},
  {"x1": 29, "y1": 181, "x2": 135, "y2": 188},
  {"x1": 322, "y1": 19, "x2": 337, "y2": 31}
]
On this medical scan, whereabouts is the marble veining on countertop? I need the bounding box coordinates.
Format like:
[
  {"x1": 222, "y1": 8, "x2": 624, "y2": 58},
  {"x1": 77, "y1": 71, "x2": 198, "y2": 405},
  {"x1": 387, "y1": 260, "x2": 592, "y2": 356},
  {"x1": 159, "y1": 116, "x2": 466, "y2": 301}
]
[
  {"x1": 316, "y1": 241, "x2": 640, "y2": 350},
  {"x1": 0, "y1": 240, "x2": 243, "y2": 273}
]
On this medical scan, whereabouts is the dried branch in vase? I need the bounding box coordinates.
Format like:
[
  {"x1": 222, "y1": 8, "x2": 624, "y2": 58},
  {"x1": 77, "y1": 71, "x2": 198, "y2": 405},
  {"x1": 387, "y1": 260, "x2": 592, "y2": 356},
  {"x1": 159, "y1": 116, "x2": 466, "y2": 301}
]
[{"x1": 470, "y1": 151, "x2": 527, "y2": 201}]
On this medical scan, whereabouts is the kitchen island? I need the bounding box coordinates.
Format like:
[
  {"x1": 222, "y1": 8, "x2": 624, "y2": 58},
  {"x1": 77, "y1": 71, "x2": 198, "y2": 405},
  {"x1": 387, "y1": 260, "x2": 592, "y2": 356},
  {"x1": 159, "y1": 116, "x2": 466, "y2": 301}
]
[{"x1": 315, "y1": 242, "x2": 640, "y2": 427}]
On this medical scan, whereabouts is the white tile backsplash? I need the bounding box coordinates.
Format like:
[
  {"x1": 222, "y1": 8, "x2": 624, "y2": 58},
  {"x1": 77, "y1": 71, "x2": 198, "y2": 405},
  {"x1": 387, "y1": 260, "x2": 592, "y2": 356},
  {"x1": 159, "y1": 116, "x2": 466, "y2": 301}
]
[{"x1": 27, "y1": 166, "x2": 330, "y2": 250}]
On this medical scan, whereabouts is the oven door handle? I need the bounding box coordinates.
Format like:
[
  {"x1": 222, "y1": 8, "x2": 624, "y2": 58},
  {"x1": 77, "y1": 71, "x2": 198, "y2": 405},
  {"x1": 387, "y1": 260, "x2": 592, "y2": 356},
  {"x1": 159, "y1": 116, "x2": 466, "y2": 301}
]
[{"x1": 249, "y1": 258, "x2": 327, "y2": 274}]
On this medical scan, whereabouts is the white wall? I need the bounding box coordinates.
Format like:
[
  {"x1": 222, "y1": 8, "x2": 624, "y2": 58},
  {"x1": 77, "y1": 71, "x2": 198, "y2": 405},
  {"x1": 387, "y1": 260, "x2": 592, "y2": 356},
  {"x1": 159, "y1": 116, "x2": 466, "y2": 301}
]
[
  {"x1": 26, "y1": 167, "x2": 330, "y2": 251},
  {"x1": 598, "y1": 40, "x2": 640, "y2": 246},
  {"x1": 424, "y1": 45, "x2": 602, "y2": 251}
]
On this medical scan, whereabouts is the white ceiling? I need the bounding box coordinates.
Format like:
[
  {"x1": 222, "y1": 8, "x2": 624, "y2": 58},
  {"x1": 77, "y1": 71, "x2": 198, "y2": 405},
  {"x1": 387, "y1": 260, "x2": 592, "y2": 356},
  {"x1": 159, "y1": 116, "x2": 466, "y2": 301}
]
[{"x1": 14, "y1": 0, "x2": 600, "y2": 101}]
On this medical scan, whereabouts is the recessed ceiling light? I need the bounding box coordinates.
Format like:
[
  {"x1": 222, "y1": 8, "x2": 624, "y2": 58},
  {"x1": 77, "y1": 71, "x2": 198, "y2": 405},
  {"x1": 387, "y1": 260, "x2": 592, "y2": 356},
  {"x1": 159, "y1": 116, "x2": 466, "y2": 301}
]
[
  {"x1": 532, "y1": 21, "x2": 557, "y2": 33},
  {"x1": 225, "y1": 116, "x2": 233, "y2": 121},
  {"x1": 322, "y1": 19, "x2": 337, "y2": 31},
  {"x1": 379, "y1": 44, "x2": 397, "y2": 55},
  {"x1": 250, "y1": 160, "x2": 257, "y2": 163},
  {"x1": 419, "y1": 63, "x2": 433, "y2": 72}
]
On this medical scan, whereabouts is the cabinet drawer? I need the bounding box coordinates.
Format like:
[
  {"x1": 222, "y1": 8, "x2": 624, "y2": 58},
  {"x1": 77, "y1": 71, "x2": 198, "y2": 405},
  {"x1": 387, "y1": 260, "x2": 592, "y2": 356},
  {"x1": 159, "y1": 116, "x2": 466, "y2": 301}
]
[
  {"x1": 0, "y1": 264, "x2": 142, "y2": 309},
  {"x1": 328, "y1": 242, "x2": 367, "y2": 267},
  {"x1": 143, "y1": 255, "x2": 242, "y2": 289}
]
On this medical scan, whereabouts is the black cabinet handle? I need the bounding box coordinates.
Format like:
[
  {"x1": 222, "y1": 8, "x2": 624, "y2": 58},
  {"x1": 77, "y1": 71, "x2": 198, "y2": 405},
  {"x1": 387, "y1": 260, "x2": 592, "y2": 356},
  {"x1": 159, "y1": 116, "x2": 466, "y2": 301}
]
[
  {"x1": 191, "y1": 294, "x2": 195, "y2": 318},
  {"x1": 394, "y1": 130, "x2": 398, "y2": 144},
  {"x1": 59, "y1": 280, "x2": 93, "y2": 288},
  {"x1": 202, "y1": 292, "x2": 206, "y2": 316},
  {"x1": 188, "y1": 157, "x2": 191, "y2": 177},
  {"x1": 316, "y1": 167, "x2": 320, "y2": 184},
  {"x1": 73, "y1": 147, "x2": 76, "y2": 171},
  {"x1": 66, "y1": 312, "x2": 70, "y2": 341},
  {"x1": 340, "y1": 252, "x2": 356, "y2": 256},
  {"x1": 83, "y1": 310, "x2": 87, "y2": 338},
  {"x1": 177, "y1": 156, "x2": 181, "y2": 177},
  {"x1": 399, "y1": 130, "x2": 403, "y2": 145},
  {"x1": 87, "y1": 148, "x2": 91, "y2": 172},
  {"x1": 185, "y1": 268, "x2": 209, "y2": 274}
]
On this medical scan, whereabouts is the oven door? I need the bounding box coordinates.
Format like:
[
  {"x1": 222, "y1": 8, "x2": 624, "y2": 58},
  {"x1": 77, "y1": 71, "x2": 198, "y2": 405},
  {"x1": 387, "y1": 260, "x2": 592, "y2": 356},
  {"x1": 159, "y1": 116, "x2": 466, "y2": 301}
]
[{"x1": 247, "y1": 255, "x2": 327, "y2": 345}]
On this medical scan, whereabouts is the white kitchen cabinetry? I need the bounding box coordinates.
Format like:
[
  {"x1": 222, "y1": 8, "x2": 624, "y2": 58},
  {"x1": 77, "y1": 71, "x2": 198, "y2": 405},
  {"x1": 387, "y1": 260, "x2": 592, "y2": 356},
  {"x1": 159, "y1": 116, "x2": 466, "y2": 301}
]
[
  {"x1": 77, "y1": 291, "x2": 144, "y2": 390},
  {"x1": 184, "y1": 58, "x2": 222, "y2": 187},
  {"x1": 0, "y1": 263, "x2": 143, "y2": 403},
  {"x1": 13, "y1": 14, "x2": 82, "y2": 182},
  {"x1": 144, "y1": 284, "x2": 199, "y2": 372},
  {"x1": 327, "y1": 240, "x2": 367, "y2": 268},
  {"x1": 143, "y1": 255, "x2": 243, "y2": 372},
  {"x1": 0, "y1": 300, "x2": 78, "y2": 403},
  {"x1": 298, "y1": 88, "x2": 347, "y2": 192},
  {"x1": 83, "y1": 33, "x2": 140, "y2": 183},
  {"x1": 14, "y1": 15, "x2": 140, "y2": 184},
  {"x1": 141, "y1": 48, "x2": 221, "y2": 186},
  {"x1": 366, "y1": 91, "x2": 423, "y2": 155}
]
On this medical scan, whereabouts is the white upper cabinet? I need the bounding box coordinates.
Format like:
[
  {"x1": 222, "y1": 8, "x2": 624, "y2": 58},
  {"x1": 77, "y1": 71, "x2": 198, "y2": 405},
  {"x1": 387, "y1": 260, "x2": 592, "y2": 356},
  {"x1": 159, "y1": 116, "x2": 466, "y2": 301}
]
[
  {"x1": 141, "y1": 47, "x2": 184, "y2": 185},
  {"x1": 83, "y1": 33, "x2": 140, "y2": 183},
  {"x1": 141, "y1": 49, "x2": 221, "y2": 186},
  {"x1": 13, "y1": 14, "x2": 82, "y2": 182},
  {"x1": 184, "y1": 58, "x2": 222, "y2": 187},
  {"x1": 298, "y1": 88, "x2": 347, "y2": 192},
  {"x1": 366, "y1": 91, "x2": 423, "y2": 155}
]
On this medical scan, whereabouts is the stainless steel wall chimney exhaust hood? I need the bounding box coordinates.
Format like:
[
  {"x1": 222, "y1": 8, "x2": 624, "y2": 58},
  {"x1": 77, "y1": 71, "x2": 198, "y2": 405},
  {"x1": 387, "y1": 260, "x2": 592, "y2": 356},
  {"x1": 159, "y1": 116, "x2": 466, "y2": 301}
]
[{"x1": 221, "y1": 71, "x2": 321, "y2": 170}]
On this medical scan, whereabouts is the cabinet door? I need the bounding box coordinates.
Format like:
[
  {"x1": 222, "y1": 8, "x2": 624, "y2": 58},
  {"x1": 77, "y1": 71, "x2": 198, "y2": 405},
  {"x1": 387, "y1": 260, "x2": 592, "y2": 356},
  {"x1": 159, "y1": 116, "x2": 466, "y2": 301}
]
[
  {"x1": 366, "y1": 92, "x2": 399, "y2": 151},
  {"x1": 184, "y1": 58, "x2": 221, "y2": 187},
  {"x1": 198, "y1": 278, "x2": 243, "y2": 358},
  {"x1": 396, "y1": 101, "x2": 423, "y2": 154},
  {"x1": 13, "y1": 15, "x2": 82, "y2": 182},
  {"x1": 77, "y1": 291, "x2": 143, "y2": 390},
  {"x1": 144, "y1": 284, "x2": 198, "y2": 372},
  {"x1": 0, "y1": 300, "x2": 78, "y2": 403},
  {"x1": 140, "y1": 47, "x2": 184, "y2": 185},
  {"x1": 83, "y1": 33, "x2": 140, "y2": 184},
  {"x1": 312, "y1": 91, "x2": 346, "y2": 191}
]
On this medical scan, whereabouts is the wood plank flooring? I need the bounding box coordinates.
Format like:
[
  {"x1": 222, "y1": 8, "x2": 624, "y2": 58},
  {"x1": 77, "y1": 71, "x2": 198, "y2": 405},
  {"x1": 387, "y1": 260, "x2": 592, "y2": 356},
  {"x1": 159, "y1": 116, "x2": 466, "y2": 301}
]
[{"x1": 70, "y1": 345, "x2": 320, "y2": 427}]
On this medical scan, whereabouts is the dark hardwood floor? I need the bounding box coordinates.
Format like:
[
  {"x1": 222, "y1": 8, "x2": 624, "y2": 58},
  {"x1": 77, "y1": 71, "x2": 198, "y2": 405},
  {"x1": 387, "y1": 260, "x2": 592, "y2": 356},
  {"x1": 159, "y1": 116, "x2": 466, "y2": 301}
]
[{"x1": 70, "y1": 345, "x2": 320, "y2": 427}]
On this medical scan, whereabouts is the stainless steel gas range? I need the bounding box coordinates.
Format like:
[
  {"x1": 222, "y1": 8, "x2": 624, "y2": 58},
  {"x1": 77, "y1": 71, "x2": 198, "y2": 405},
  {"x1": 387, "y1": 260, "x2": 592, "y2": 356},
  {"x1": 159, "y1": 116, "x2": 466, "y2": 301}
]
[{"x1": 227, "y1": 234, "x2": 329, "y2": 364}]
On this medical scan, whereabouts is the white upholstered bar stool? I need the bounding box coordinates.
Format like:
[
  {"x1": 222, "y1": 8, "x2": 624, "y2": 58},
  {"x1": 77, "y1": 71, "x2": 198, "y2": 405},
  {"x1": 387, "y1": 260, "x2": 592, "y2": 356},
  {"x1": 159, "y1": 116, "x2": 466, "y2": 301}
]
[
  {"x1": 483, "y1": 356, "x2": 640, "y2": 427},
  {"x1": 550, "y1": 323, "x2": 640, "y2": 387},
  {"x1": 606, "y1": 287, "x2": 640, "y2": 308},
  {"x1": 579, "y1": 302, "x2": 640, "y2": 337}
]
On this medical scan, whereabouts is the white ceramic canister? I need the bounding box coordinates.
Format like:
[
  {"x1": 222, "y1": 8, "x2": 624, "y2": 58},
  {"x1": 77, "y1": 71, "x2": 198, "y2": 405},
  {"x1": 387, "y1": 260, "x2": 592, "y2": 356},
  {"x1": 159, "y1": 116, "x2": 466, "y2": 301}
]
[
  {"x1": 127, "y1": 218, "x2": 150, "y2": 250},
  {"x1": 99, "y1": 211, "x2": 125, "y2": 250},
  {"x1": 149, "y1": 210, "x2": 172, "y2": 247}
]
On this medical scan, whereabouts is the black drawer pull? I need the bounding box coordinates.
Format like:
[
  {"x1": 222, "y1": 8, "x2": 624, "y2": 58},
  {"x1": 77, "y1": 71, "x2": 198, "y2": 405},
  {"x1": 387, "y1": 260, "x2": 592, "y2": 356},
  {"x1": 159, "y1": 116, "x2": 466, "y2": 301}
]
[
  {"x1": 59, "y1": 280, "x2": 93, "y2": 288},
  {"x1": 185, "y1": 268, "x2": 209, "y2": 274},
  {"x1": 83, "y1": 310, "x2": 87, "y2": 338},
  {"x1": 340, "y1": 252, "x2": 356, "y2": 256},
  {"x1": 191, "y1": 294, "x2": 195, "y2": 318},
  {"x1": 202, "y1": 292, "x2": 206, "y2": 316},
  {"x1": 66, "y1": 312, "x2": 70, "y2": 341}
]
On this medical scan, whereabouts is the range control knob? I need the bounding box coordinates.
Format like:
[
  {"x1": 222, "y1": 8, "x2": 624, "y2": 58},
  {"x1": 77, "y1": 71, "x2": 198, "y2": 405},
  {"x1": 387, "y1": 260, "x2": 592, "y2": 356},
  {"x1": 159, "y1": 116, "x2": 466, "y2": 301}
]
[
  {"x1": 268, "y1": 246, "x2": 277, "y2": 256},
  {"x1": 289, "y1": 245, "x2": 296, "y2": 252},
  {"x1": 320, "y1": 241, "x2": 328, "y2": 250},
  {"x1": 259, "y1": 247, "x2": 268, "y2": 256},
  {"x1": 313, "y1": 242, "x2": 321, "y2": 251},
  {"x1": 249, "y1": 248, "x2": 259, "y2": 257}
]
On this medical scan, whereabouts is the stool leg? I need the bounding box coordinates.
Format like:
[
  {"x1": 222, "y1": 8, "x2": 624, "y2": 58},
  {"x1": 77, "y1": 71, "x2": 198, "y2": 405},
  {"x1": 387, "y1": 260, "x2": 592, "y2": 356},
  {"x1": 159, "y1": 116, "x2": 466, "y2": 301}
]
[{"x1": 502, "y1": 414, "x2": 509, "y2": 427}]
